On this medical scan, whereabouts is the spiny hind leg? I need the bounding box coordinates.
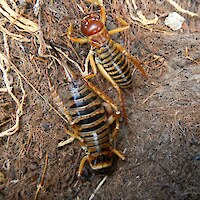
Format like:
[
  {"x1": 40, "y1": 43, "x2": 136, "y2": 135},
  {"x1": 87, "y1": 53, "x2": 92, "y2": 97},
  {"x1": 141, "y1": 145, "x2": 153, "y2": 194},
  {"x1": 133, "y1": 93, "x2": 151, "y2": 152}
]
[
  {"x1": 83, "y1": 51, "x2": 121, "y2": 117},
  {"x1": 57, "y1": 137, "x2": 75, "y2": 147},
  {"x1": 115, "y1": 42, "x2": 147, "y2": 78},
  {"x1": 95, "y1": 63, "x2": 128, "y2": 125},
  {"x1": 84, "y1": 78, "x2": 120, "y2": 116},
  {"x1": 57, "y1": 126, "x2": 84, "y2": 147},
  {"x1": 83, "y1": 48, "x2": 125, "y2": 123},
  {"x1": 65, "y1": 126, "x2": 84, "y2": 142},
  {"x1": 86, "y1": 0, "x2": 128, "y2": 30}
]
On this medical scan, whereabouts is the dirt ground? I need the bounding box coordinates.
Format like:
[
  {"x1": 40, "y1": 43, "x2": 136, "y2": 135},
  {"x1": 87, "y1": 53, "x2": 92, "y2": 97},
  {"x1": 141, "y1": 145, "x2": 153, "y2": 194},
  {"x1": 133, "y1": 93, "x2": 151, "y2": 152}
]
[{"x1": 0, "y1": 0, "x2": 200, "y2": 199}]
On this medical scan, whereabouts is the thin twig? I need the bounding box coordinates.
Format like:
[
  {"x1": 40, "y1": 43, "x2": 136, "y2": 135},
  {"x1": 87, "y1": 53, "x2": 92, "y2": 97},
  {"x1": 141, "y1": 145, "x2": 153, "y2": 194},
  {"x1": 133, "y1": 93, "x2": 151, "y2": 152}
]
[
  {"x1": 142, "y1": 86, "x2": 163, "y2": 104},
  {"x1": 89, "y1": 175, "x2": 108, "y2": 200},
  {"x1": 6, "y1": 54, "x2": 69, "y2": 125},
  {"x1": 185, "y1": 47, "x2": 199, "y2": 65},
  {"x1": 34, "y1": 153, "x2": 48, "y2": 200}
]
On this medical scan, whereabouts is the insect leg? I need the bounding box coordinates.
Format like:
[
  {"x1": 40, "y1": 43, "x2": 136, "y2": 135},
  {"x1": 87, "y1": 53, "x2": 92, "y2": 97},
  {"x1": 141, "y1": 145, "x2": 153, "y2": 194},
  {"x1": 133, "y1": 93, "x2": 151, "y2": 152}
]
[
  {"x1": 86, "y1": 0, "x2": 106, "y2": 24},
  {"x1": 114, "y1": 42, "x2": 148, "y2": 78},
  {"x1": 83, "y1": 78, "x2": 120, "y2": 116},
  {"x1": 111, "y1": 148, "x2": 126, "y2": 160},
  {"x1": 99, "y1": 1, "x2": 106, "y2": 25},
  {"x1": 108, "y1": 17, "x2": 129, "y2": 35},
  {"x1": 67, "y1": 23, "x2": 89, "y2": 44},
  {"x1": 95, "y1": 63, "x2": 128, "y2": 125},
  {"x1": 77, "y1": 155, "x2": 88, "y2": 177},
  {"x1": 57, "y1": 137, "x2": 75, "y2": 147},
  {"x1": 83, "y1": 49, "x2": 98, "y2": 79},
  {"x1": 65, "y1": 127, "x2": 84, "y2": 142},
  {"x1": 107, "y1": 113, "x2": 120, "y2": 148}
]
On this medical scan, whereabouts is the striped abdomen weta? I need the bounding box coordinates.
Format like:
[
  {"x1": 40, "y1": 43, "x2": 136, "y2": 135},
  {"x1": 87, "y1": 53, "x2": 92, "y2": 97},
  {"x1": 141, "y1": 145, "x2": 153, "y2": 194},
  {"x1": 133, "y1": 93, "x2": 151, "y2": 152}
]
[
  {"x1": 48, "y1": 62, "x2": 125, "y2": 176},
  {"x1": 67, "y1": 0, "x2": 147, "y2": 122}
]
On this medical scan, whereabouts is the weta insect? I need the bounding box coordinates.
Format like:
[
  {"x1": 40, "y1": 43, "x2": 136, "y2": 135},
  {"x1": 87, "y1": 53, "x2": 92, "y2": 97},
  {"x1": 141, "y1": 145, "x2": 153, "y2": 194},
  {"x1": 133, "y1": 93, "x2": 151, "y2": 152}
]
[
  {"x1": 67, "y1": 0, "x2": 147, "y2": 122},
  {"x1": 47, "y1": 53, "x2": 125, "y2": 177}
]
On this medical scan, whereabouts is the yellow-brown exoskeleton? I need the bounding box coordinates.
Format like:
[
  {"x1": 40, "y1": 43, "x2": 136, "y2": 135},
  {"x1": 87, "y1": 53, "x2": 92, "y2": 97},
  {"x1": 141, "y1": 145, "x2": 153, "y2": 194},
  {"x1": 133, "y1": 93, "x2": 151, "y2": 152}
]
[
  {"x1": 47, "y1": 52, "x2": 125, "y2": 177},
  {"x1": 67, "y1": 0, "x2": 147, "y2": 123}
]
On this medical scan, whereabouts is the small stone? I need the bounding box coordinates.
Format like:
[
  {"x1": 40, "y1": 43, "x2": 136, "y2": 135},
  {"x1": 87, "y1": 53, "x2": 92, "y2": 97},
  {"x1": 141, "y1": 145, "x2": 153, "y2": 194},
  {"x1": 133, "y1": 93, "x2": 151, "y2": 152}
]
[{"x1": 164, "y1": 12, "x2": 185, "y2": 31}]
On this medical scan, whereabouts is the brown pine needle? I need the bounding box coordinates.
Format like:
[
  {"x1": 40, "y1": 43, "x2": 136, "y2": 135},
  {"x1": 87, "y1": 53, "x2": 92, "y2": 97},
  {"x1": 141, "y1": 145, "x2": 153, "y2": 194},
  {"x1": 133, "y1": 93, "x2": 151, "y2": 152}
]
[
  {"x1": 185, "y1": 47, "x2": 199, "y2": 65},
  {"x1": 34, "y1": 153, "x2": 48, "y2": 200}
]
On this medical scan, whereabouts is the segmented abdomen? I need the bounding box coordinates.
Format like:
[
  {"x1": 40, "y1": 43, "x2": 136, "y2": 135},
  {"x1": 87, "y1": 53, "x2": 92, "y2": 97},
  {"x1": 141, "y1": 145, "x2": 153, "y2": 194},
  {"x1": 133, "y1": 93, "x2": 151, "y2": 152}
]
[
  {"x1": 95, "y1": 39, "x2": 132, "y2": 88},
  {"x1": 67, "y1": 80, "x2": 112, "y2": 156}
]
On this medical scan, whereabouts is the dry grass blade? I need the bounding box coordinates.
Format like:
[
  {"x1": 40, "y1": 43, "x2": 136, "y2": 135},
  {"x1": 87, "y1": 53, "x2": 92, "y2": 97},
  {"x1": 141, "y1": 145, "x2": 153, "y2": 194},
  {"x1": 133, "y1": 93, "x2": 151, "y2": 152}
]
[
  {"x1": 0, "y1": 0, "x2": 38, "y2": 32},
  {"x1": 142, "y1": 86, "x2": 163, "y2": 104},
  {"x1": 8, "y1": 57, "x2": 69, "y2": 125},
  {"x1": 0, "y1": 88, "x2": 8, "y2": 92},
  {"x1": 34, "y1": 153, "x2": 48, "y2": 200},
  {"x1": 166, "y1": 0, "x2": 199, "y2": 17},
  {"x1": 185, "y1": 47, "x2": 200, "y2": 65},
  {"x1": 0, "y1": 0, "x2": 199, "y2": 199},
  {"x1": 125, "y1": 0, "x2": 158, "y2": 25},
  {"x1": 0, "y1": 23, "x2": 30, "y2": 42},
  {"x1": 0, "y1": 53, "x2": 25, "y2": 137}
]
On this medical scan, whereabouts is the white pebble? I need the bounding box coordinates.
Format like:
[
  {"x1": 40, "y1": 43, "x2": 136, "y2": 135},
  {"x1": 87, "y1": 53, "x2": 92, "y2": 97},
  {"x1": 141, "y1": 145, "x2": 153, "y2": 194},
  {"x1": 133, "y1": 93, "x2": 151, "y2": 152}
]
[{"x1": 164, "y1": 12, "x2": 185, "y2": 31}]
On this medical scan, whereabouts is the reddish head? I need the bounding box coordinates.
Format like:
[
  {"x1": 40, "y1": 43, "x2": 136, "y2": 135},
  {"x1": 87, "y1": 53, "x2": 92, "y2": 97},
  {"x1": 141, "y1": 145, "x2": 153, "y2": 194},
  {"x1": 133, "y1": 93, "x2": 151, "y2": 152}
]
[{"x1": 81, "y1": 15, "x2": 104, "y2": 36}]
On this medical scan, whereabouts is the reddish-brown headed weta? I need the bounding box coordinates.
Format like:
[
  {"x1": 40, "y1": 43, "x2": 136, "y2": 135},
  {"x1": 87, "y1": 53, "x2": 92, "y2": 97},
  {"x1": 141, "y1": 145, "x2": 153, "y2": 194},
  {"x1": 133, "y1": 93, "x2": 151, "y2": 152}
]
[
  {"x1": 67, "y1": 0, "x2": 147, "y2": 123},
  {"x1": 47, "y1": 49, "x2": 125, "y2": 177}
]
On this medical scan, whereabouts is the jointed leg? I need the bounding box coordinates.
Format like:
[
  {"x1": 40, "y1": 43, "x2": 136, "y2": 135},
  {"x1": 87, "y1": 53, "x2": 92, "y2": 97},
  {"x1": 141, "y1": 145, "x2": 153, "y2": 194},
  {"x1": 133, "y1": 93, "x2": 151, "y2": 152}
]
[
  {"x1": 83, "y1": 77, "x2": 120, "y2": 116},
  {"x1": 95, "y1": 63, "x2": 128, "y2": 125},
  {"x1": 57, "y1": 137, "x2": 75, "y2": 147},
  {"x1": 57, "y1": 125, "x2": 83, "y2": 147},
  {"x1": 65, "y1": 126, "x2": 84, "y2": 142},
  {"x1": 86, "y1": 0, "x2": 106, "y2": 24},
  {"x1": 111, "y1": 148, "x2": 126, "y2": 160},
  {"x1": 83, "y1": 52, "x2": 120, "y2": 116},
  {"x1": 67, "y1": 23, "x2": 89, "y2": 44},
  {"x1": 107, "y1": 114, "x2": 120, "y2": 147},
  {"x1": 99, "y1": 2, "x2": 106, "y2": 24},
  {"x1": 77, "y1": 155, "x2": 88, "y2": 177},
  {"x1": 83, "y1": 49, "x2": 98, "y2": 79},
  {"x1": 108, "y1": 17, "x2": 129, "y2": 35},
  {"x1": 115, "y1": 42, "x2": 147, "y2": 78},
  {"x1": 47, "y1": 73, "x2": 74, "y2": 123}
]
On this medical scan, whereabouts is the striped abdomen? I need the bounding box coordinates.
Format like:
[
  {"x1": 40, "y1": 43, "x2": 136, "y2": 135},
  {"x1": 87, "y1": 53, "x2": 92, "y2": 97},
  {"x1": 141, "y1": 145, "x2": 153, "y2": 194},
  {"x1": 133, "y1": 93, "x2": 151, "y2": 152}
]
[
  {"x1": 67, "y1": 80, "x2": 112, "y2": 156},
  {"x1": 95, "y1": 39, "x2": 133, "y2": 88}
]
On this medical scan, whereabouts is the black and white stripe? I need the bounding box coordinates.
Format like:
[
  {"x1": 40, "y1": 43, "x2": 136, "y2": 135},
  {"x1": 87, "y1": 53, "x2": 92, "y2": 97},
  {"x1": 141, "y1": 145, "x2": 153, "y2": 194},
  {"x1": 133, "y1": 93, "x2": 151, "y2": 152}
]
[{"x1": 95, "y1": 39, "x2": 133, "y2": 88}]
